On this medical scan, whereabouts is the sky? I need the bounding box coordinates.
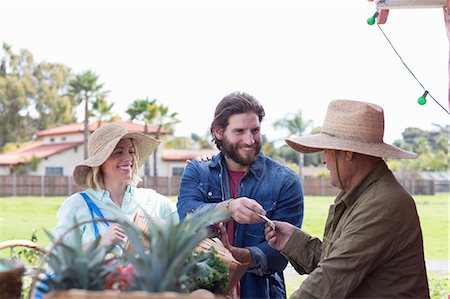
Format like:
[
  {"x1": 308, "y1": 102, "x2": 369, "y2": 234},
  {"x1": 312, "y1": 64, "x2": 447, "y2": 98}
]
[{"x1": 1, "y1": 0, "x2": 449, "y2": 145}]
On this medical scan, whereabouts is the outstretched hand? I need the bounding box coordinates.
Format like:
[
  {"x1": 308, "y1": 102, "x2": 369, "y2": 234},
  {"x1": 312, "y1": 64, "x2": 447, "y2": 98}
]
[
  {"x1": 264, "y1": 220, "x2": 297, "y2": 251},
  {"x1": 227, "y1": 197, "x2": 266, "y2": 224}
]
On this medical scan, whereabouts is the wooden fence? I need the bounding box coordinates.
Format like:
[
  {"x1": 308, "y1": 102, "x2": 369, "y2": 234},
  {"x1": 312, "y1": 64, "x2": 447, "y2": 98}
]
[{"x1": 0, "y1": 174, "x2": 438, "y2": 197}]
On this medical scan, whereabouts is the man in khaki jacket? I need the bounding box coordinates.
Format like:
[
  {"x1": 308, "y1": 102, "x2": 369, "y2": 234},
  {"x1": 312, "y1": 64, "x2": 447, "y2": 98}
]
[{"x1": 265, "y1": 99, "x2": 429, "y2": 298}]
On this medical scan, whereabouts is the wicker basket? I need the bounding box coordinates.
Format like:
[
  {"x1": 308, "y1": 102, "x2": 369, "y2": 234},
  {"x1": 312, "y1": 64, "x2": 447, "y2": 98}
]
[
  {"x1": 0, "y1": 240, "x2": 45, "y2": 299},
  {"x1": 194, "y1": 238, "x2": 246, "y2": 296},
  {"x1": 124, "y1": 211, "x2": 246, "y2": 297},
  {"x1": 124, "y1": 211, "x2": 151, "y2": 256}
]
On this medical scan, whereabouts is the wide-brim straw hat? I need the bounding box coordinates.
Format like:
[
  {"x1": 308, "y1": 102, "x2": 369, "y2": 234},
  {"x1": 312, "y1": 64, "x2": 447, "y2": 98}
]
[
  {"x1": 73, "y1": 123, "x2": 160, "y2": 188},
  {"x1": 285, "y1": 99, "x2": 417, "y2": 159}
]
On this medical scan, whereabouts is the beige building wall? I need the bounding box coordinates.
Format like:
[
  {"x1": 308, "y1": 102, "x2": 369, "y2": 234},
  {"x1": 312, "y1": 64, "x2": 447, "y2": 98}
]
[{"x1": 35, "y1": 145, "x2": 84, "y2": 176}]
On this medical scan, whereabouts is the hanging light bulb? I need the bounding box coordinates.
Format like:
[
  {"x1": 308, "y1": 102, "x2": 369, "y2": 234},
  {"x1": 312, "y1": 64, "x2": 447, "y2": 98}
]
[
  {"x1": 367, "y1": 11, "x2": 379, "y2": 25},
  {"x1": 417, "y1": 90, "x2": 428, "y2": 105}
]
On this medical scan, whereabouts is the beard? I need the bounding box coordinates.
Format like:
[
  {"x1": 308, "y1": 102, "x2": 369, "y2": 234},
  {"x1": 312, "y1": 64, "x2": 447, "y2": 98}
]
[{"x1": 221, "y1": 136, "x2": 262, "y2": 166}]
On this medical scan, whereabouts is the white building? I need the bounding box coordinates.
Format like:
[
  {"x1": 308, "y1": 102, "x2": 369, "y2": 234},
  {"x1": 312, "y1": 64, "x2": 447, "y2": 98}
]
[{"x1": 0, "y1": 120, "x2": 218, "y2": 178}]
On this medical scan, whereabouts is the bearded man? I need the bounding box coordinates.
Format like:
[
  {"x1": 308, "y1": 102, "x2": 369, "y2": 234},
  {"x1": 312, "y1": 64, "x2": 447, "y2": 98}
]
[{"x1": 177, "y1": 91, "x2": 304, "y2": 299}]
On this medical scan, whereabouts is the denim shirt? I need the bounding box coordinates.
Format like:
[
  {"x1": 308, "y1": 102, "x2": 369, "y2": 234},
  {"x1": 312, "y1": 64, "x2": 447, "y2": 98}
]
[{"x1": 177, "y1": 151, "x2": 304, "y2": 299}]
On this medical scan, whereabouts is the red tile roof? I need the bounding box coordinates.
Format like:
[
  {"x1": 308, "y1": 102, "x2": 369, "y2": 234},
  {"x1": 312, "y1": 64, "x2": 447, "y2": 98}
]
[
  {"x1": 162, "y1": 149, "x2": 219, "y2": 161},
  {"x1": 36, "y1": 120, "x2": 170, "y2": 137},
  {"x1": 0, "y1": 142, "x2": 83, "y2": 165}
]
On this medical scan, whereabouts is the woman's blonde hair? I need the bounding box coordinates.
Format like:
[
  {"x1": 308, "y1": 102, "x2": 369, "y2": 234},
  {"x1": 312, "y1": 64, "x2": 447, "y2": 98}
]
[{"x1": 84, "y1": 139, "x2": 141, "y2": 190}]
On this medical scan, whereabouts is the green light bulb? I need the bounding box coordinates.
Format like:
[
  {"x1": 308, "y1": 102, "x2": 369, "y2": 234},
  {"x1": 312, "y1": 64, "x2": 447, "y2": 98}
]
[
  {"x1": 418, "y1": 96, "x2": 427, "y2": 105},
  {"x1": 367, "y1": 17, "x2": 376, "y2": 25}
]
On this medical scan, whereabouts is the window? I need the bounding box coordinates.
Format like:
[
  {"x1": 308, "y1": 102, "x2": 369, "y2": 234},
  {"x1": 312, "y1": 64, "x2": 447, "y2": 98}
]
[
  {"x1": 45, "y1": 167, "x2": 63, "y2": 176},
  {"x1": 172, "y1": 167, "x2": 185, "y2": 176}
]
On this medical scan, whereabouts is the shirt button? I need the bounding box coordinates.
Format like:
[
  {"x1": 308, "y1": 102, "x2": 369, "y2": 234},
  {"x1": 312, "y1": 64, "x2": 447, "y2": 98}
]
[{"x1": 208, "y1": 192, "x2": 212, "y2": 196}]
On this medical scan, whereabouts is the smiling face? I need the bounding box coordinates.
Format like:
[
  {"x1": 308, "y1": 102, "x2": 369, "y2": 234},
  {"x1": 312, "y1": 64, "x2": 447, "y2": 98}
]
[
  {"x1": 214, "y1": 112, "x2": 262, "y2": 171},
  {"x1": 101, "y1": 138, "x2": 136, "y2": 186}
]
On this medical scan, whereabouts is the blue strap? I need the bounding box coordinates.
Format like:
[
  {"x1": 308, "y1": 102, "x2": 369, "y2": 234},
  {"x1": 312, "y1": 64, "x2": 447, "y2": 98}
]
[{"x1": 79, "y1": 192, "x2": 110, "y2": 239}]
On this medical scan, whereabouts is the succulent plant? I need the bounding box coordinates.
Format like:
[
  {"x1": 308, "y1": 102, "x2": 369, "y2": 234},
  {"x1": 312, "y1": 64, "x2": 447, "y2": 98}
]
[
  {"x1": 33, "y1": 219, "x2": 122, "y2": 295},
  {"x1": 122, "y1": 206, "x2": 229, "y2": 293}
]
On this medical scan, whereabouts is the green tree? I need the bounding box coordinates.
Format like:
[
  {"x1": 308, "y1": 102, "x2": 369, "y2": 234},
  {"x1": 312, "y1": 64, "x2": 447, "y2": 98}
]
[
  {"x1": 273, "y1": 110, "x2": 314, "y2": 177},
  {"x1": 92, "y1": 95, "x2": 118, "y2": 127},
  {"x1": 126, "y1": 98, "x2": 179, "y2": 181},
  {"x1": 33, "y1": 62, "x2": 74, "y2": 130},
  {"x1": 68, "y1": 70, "x2": 109, "y2": 159},
  {"x1": 191, "y1": 132, "x2": 214, "y2": 149},
  {"x1": 0, "y1": 42, "x2": 76, "y2": 150},
  {"x1": 391, "y1": 125, "x2": 449, "y2": 172},
  {"x1": 147, "y1": 102, "x2": 180, "y2": 179},
  {"x1": 126, "y1": 97, "x2": 157, "y2": 176}
]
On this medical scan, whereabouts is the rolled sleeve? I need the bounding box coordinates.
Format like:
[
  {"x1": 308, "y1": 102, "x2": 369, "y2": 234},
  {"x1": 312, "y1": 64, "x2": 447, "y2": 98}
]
[
  {"x1": 281, "y1": 229, "x2": 323, "y2": 275},
  {"x1": 246, "y1": 246, "x2": 268, "y2": 275}
]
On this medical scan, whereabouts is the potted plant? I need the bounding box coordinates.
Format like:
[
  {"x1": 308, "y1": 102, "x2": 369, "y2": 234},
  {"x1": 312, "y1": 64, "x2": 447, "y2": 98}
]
[
  {"x1": 120, "y1": 207, "x2": 230, "y2": 296},
  {"x1": 29, "y1": 208, "x2": 231, "y2": 298}
]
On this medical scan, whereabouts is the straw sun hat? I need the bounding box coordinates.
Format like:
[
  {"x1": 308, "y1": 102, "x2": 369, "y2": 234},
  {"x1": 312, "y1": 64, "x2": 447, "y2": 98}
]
[
  {"x1": 285, "y1": 99, "x2": 417, "y2": 159},
  {"x1": 73, "y1": 123, "x2": 160, "y2": 188}
]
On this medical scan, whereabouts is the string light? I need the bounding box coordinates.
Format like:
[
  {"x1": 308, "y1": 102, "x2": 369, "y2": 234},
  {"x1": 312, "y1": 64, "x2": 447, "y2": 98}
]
[
  {"x1": 418, "y1": 91, "x2": 428, "y2": 106},
  {"x1": 368, "y1": 19, "x2": 450, "y2": 115},
  {"x1": 367, "y1": 11, "x2": 379, "y2": 25}
]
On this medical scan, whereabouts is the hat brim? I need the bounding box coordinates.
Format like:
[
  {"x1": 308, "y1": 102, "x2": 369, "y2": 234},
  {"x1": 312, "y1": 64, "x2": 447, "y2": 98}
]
[
  {"x1": 73, "y1": 132, "x2": 160, "y2": 188},
  {"x1": 285, "y1": 133, "x2": 417, "y2": 159}
]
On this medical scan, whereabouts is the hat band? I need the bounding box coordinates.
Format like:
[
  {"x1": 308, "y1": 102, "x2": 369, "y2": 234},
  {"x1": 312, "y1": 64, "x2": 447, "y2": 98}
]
[{"x1": 321, "y1": 130, "x2": 383, "y2": 144}]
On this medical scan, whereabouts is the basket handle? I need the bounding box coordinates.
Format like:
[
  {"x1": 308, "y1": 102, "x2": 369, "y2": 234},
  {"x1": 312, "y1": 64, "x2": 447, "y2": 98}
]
[{"x1": 0, "y1": 240, "x2": 46, "y2": 253}]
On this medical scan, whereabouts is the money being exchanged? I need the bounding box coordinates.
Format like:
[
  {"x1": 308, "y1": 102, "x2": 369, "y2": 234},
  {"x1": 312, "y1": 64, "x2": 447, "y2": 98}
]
[{"x1": 254, "y1": 211, "x2": 276, "y2": 230}]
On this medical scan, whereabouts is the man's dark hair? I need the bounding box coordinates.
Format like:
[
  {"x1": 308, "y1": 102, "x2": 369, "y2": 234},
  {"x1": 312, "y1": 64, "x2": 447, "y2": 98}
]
[{"x1": 210, "y1": 91, "x2": 265, "y2": 150}]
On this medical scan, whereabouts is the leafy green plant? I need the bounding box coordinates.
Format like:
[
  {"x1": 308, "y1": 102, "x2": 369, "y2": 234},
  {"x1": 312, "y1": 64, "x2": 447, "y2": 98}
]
[
  {"x1": 181, "y1": 248, "x2": 229, "y2": 294},
  {"x1": 122, "y1": 207, "x2": 229, "y2": 293},
  {"x1": 8, "y1": 230, "x2": 42, "y2": 266}
]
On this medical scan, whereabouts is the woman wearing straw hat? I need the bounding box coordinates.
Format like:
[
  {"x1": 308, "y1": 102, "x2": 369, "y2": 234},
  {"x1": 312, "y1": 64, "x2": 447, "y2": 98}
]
[
  {"x1": 52, "y1": 122, "x2": 178, "y2": 248},
  {"x1": 264, "y1": 100, "x2": 429, "y2": 298}
]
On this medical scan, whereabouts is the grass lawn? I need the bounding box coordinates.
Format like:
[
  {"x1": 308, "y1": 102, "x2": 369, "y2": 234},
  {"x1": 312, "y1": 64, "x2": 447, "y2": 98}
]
[{"x1": 0, "y1": 193, "x2": 448, "y2": 297}]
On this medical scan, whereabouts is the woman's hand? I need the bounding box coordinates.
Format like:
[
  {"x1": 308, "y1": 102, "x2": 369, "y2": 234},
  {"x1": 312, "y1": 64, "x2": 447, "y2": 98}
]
[{"x1": 100, "y1": 224, "x2": 125, "y2": 247}]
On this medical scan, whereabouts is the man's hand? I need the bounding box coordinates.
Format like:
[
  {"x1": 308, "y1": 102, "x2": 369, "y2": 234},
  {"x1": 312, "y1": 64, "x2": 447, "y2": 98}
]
[
  {"x1": 264, "y1": 220, "x2": 296, "y2": 251},
  {"x1": 218, "y1": 197, "x2": 266, "y2": 224},
  {"x1": 218, "y1": 222, "x2": 253, "y2": 268},
  {"x1": 186, "y1": 153, "x2": 216, "y2": 164}
]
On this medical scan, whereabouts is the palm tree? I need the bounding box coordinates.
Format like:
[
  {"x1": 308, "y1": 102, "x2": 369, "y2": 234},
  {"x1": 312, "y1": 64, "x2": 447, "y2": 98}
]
[
  {"x1": 126, "y1": 98, "x2": 179, "y2": 185},
  {"x1": 148, "y1": 103, "x2": 180, "y2": 181},
  {"x1": 68, "y1": 70, "x2": 109, "y2": 159},
  {"x1": 126, "y1": 97, "x2": 156, "y2": 176},
  {"x1": 273, "y1": 110, "x2": 313, "y2": 177},
  {"x1": 92, "y1": 95, "x2": 117, "y2": 127}
]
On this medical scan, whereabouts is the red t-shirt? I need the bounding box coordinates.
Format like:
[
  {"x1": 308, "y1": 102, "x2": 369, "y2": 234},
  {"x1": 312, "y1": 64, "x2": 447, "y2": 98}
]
[{"x1": 226, "y1": 169, "x2": 245, "y2": 244}]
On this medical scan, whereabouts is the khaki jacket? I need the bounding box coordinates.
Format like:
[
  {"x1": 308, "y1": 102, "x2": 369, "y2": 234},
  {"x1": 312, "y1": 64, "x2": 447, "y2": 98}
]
[{"x1": 283, "y1": 161, "x2": 429, "y2": 298}]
